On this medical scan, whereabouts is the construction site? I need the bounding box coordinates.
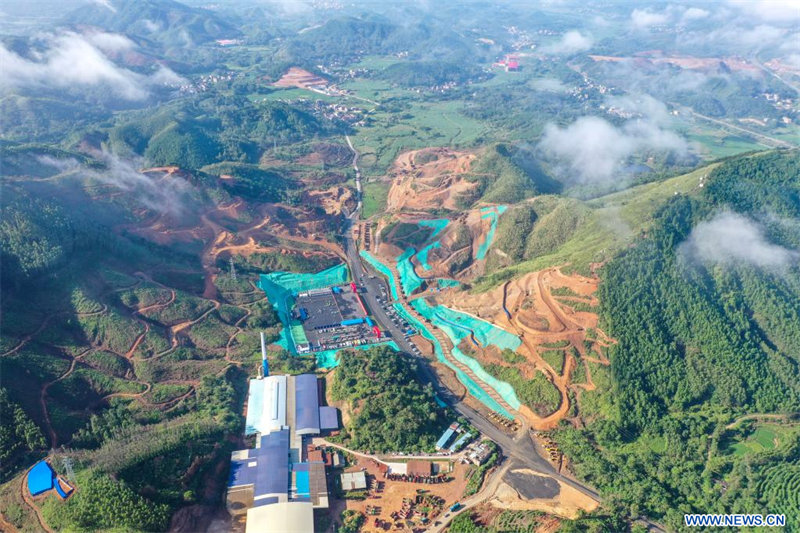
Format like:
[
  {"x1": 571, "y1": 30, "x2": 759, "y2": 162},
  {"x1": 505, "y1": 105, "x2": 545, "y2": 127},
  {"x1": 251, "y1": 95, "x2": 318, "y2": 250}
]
[{"x1": 335, "y1": 452, "x2": 474, "y2": 533}]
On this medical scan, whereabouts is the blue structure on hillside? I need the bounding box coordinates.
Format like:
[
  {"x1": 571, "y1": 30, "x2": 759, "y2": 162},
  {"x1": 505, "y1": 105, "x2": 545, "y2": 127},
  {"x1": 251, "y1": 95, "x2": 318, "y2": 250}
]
[{"x1": 27, "y1": 461, "x2": 55, "y2": 496}]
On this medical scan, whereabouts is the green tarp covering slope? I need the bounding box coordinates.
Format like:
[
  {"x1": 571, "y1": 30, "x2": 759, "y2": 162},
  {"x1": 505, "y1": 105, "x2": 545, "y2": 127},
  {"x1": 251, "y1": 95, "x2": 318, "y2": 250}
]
[
  {"x1": 476, "y1": 205, "x2": 507, "y2": 260},
  {"x1": 410, "y1": 298, "x2": 522, "y2": 410},
  {"x1": 393, "y1": 303, "x2": 514, "y2": 417},
  {"x1": 257, "y1": 264, "x2": 349, "y2": 354},
  {"x1": 417, "y1": 218, "x2": 449, "y2": 239},
  {"x1": 397, "y1": 247, "x2": 424, "y2": 296}
]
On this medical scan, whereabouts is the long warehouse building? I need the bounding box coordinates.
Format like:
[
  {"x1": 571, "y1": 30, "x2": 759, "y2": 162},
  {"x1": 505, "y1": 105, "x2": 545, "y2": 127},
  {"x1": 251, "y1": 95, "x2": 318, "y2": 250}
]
[
  {"x1": 294, "y1": 374, "x2": 321, "y2": 435},
  {"x1": 229, "y1": 373, "x2": 339, "y2": 533}
]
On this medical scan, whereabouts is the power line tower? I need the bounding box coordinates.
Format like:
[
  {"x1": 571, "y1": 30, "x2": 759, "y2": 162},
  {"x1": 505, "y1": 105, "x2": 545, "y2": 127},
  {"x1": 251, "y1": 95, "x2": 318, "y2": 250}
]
[
  {"x1": 62, "y1": 456, "x2": 75, "y2": 482},
  {"x1": 229, "y1": 257, "x2": 237, "y2": 281}
]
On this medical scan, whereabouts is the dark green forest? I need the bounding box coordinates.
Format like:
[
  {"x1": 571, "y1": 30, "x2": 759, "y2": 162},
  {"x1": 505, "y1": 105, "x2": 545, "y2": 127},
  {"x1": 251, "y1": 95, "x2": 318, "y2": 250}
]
[
  {"x1": 2, "y1": 1, "x2": 799, "y2": 530},
  {"x1": 330, "y1": 345, "x2": 449, "y2": 453},
  {"x1": 554, "y1": 151, "x2": 800, "y2": 531}
]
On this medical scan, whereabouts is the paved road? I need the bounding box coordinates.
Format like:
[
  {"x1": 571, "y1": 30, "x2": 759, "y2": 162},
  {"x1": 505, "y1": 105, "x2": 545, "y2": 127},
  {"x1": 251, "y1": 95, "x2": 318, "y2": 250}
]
[
  {"x1": 345, "y1": 134, "x2": 362, "y2": 214},
  {"x1": 426, "y1": 462, "x2": 513, "y2": 533},
  {"x1": 338, "y1": 135, "x2": 617, "y2": 526},
  {"x1": 339, "y1": 219, "x2": 603, "y2": 498}
]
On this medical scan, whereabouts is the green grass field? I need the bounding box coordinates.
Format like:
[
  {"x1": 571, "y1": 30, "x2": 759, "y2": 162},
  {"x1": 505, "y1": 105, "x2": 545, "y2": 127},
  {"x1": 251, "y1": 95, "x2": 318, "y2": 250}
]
[
  {"x1": 687, "y1": 129, "x2": 765, "y2": 159},
  {"x1": 350, "y1": 96, "x2": 488, "y2": 176},
  {"x1": 727, "y1": 424, "x2": 797, "y2": 457},
  {"x1": 361, "y1": 180, "x2": 391, "y2": 219},
  {"x1": 473, "y1": 163, "x2": 723, "y2": 290}
]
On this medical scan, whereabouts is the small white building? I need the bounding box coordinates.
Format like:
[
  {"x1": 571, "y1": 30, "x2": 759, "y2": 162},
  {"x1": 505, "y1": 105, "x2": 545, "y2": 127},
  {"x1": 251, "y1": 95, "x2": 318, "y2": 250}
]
[{"x1": 340, "y1": 471, "x2": 367, "y2": 491}]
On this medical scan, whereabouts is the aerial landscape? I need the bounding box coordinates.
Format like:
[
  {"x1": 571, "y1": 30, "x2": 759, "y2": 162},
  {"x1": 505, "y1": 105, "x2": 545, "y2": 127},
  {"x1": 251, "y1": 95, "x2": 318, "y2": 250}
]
[{"x1": 0, "y1": 0, "x2": 799, "y2": 532}]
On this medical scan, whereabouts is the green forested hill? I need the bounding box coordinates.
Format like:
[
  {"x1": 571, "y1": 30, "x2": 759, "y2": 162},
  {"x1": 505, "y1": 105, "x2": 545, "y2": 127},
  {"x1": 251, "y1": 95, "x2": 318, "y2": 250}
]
[
  {"x1": 377, "y1": 61, "x2": 488, "y2": 88},
  {"x1": 62, "y1": 0, "x2": 240, "y2": 48},
  {"x1": 0, "y1": 188, "x2": 75, "y2": 283},
  {"x1": 283, "y1": 15, "x2": 482, "y2": 64},
  {"x1": 330, "y1": 345, "x2": 448, "y2": 453},
  {"x1": 460, "y1": 144, "x2": 561, "y2": 207},
  {"x1": 554, "y1": 150, "x2": 800, "y2": 530},
  {"x1": 109, "y1": 98, "x2": 340, "y2": 168}
]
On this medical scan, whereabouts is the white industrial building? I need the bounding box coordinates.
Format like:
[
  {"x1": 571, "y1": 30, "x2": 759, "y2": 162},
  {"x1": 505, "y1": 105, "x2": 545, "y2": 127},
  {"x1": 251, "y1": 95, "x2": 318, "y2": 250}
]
[
  {"x1": 245, "y1": 375, "x2": 287, "y2": 436},
  {"x1": 245, "y1": 501, "x2": 314, "y2": 533}
]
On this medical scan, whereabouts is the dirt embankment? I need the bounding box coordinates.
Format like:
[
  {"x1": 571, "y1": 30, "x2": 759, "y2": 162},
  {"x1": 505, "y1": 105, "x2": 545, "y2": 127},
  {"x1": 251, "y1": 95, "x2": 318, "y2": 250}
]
[
  {"x1": 273, "y1": 67, "x2": 328, "y2": 89},
  {"x1": 491, "y1": 472, "x2": 599, "y2": 519},
  {"x1": 386, "y1": 147, "x2": 478, "y2": 213},
  {"x1": 373, "y1": 208, "x2": 496, "y2": 284},
  {"x1": 436, "y1": 267, "x2": 614, "y2": 430}
]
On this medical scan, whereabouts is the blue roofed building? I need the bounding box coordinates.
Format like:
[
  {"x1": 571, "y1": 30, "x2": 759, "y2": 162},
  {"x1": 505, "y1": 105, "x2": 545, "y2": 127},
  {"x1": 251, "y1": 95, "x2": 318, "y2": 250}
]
[
  {"x1": 435, "y1": 422, "x2": 460, "y2": 450},
  {"x1": 227, "y1": 429, "x2": 291, "y2": 511},
  {"x1": 449, "y1": 432, "x2": 471, "y2": 452},
  {"x1": 294, "y1": 374, "x2": 320, "y2": 436},
  {"x1": 319, "y1": 406, "x2": 339, "y2": 431},
  {"x1": 228, "y1": 373, "x2": 337, "y2": 531}
]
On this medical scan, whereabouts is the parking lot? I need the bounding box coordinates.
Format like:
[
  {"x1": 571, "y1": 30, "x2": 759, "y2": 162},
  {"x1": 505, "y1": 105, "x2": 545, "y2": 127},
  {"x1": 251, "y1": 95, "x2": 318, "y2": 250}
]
[
  {"x1": 370, "y1": 291, "x2": 422, "y2": 357},
  {"x1": 295, "y1": 288, "x2": 378, "y2": 351}
]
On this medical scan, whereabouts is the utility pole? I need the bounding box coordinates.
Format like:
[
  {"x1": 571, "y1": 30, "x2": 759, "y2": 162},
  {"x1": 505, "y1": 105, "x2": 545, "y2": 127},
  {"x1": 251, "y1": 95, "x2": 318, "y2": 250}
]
[
  {"x1": 62, "y1": 456, "x2": 75, "y2": 482},
  {"x1": 229, "y1": 256, "x2": 237, "y2": 281}
]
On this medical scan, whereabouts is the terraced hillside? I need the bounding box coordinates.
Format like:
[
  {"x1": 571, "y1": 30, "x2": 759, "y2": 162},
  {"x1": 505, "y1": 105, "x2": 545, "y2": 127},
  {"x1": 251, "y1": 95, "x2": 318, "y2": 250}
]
[{"x1": 0, "y1": 142, "x2": 349, "y2": 531}]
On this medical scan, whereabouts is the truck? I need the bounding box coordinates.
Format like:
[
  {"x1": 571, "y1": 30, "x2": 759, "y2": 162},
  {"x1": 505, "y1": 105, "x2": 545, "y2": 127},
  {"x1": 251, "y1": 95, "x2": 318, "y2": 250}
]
[{"x1": 449, "y1": 502, "x2": 462, "y2": 512}]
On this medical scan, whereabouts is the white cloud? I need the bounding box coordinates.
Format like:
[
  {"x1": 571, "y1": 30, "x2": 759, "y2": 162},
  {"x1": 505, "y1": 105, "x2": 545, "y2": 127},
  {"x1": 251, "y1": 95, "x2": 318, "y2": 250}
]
[
  {"x1": 733, "y1": 24, "x2": 787, "y2": 46},
  {"x1": 38, "y1": 153, "x2": 195, "y2": 217},
  {"x1": 680, "y1": 211, "x2": 799, "y2": 269},
  {"x1": 530, "y1": 77, "x2": 568, "y2": 92},
  {"x1": 631, "y1": 8, "x2": 670, "y2": 28},
  {"x1": 727, "y1": 0, "x2": 800, "y2": 23},
  {"x1": 85, "y1": 31, "x2": 136, "y2": 53},
  {"x1": 628, "y1": 5, "x2": 711, "y2": 30},
  {"x1": 541, "y1": 30, "x2": 593, "y2": 55},
  {"x1": 605, "y1": 93, "x2": 672, "y2": 124},
  {"x1": 142, "y1": 19, "x2": 161, "y2": 33},
  {"x1": 678, "y1": 21, "x2": 789, "y2": 54},
  {"x1": 0, "y1": 31, "x2": 184, "y2": 100},
  {"x1": 538, "y1": 115, "x2": 687, "y2": 184},
  {"x1": 780, "y1": 34, "x2": 800, "y2": 55},
  {"x1": 681, "y1": 7, "x2": 710, "y2": 22},
  {"x1": 786, "y1": 54, "x2": 800, "y2": 68}
]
